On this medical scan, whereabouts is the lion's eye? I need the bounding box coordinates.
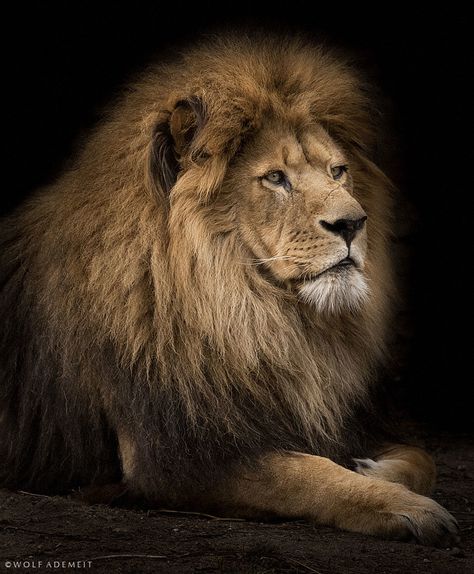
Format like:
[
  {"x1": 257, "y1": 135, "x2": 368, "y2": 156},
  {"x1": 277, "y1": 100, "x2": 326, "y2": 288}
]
[
  {"x1": 331, "y1": 165, "x2": 348, "y2": 180},
  {"x1": 264, "y1": 170, "x2": 286, "y2": 185},
  {"x1": 263, "y1": 170, "x2": 292, "y2": 192}
]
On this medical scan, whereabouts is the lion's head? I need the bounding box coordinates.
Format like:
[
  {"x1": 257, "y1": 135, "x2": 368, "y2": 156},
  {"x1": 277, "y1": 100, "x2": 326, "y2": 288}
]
[
  {"x1": 149, "y1": 37, "x2": 387, "y2": 322},
  {"x1": 226, "y1": 122, "x2": 369, "y2": 313}
]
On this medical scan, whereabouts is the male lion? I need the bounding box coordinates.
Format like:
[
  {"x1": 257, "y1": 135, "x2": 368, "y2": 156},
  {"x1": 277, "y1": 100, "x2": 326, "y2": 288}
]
[{"x1": 0, "y1": 34, "x2": 459, "y2": 546}]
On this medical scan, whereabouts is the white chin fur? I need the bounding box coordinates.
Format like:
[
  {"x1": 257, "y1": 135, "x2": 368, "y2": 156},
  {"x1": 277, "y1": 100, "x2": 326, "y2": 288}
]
[{"x1": 297, "y1": 270, "x2": 369, "y2": 314}]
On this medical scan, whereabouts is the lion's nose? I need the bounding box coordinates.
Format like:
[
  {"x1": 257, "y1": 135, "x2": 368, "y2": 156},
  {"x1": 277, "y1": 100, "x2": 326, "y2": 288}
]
[{"x1": 319, "y1": 216, "x2": 367, "y2": 247}]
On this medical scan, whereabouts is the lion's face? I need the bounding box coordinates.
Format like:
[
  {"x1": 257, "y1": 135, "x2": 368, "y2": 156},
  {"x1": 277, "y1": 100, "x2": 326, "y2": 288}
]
[{"x1": 230, "y1": 123, "x2": 369, "y2": 314}]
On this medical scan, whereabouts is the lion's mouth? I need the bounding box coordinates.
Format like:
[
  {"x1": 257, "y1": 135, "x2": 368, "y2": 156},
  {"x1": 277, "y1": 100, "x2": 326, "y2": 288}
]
[{"x1": 300, "y1": 257, "x2": 356, "y2": 282}]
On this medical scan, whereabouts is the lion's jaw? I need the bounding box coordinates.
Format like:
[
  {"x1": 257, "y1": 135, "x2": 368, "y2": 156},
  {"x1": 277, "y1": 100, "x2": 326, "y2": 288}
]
[
  {"x1": 297, "y1": 264, "x2": 369, "y2": 314},
  {"x1": 294, "y1": 240, "x2": 369, "y2": 313}
]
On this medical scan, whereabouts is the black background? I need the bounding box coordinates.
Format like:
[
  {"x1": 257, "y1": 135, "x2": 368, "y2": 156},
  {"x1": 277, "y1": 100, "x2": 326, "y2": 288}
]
[{"x1": 4, "y1": 3, "x2": 472, "y2": 431}]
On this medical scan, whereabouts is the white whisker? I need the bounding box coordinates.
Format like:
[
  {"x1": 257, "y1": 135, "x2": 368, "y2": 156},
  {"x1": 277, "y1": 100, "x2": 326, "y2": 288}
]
[{"x1": 241, "y1": 255, "x2": 294, "y2": 266}]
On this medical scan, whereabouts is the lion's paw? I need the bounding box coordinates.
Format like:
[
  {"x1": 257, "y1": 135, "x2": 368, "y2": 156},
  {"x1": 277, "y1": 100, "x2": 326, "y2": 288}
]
[
  {"x1": 354, "y1": 457, "x2": 399, "y2": 481},
  {"x1": 381, "y1": 491, "x2": 459, "y2": 547},
  {"x1": 354, "y1": 457, "x2": 379, "y2": 473},
  {"x1": 353, "y1": 451, "x2": 435, "y2": 496}
]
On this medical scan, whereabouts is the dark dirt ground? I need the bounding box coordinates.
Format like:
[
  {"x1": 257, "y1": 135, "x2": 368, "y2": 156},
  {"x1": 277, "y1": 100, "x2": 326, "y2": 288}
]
[{"x1": 0, "y1": 434, "x2": 472, "y2": 574}]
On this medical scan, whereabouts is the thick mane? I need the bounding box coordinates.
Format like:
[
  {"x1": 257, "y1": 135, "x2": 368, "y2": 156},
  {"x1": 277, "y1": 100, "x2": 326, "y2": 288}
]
[{"x1": 0, "y1": 34, "x2": 395, "y2": 495}]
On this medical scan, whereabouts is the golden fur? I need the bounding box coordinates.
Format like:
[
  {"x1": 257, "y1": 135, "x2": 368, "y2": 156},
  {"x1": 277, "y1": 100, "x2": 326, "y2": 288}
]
[{"x1": 0, "y1": 33, "x2": 459, "y2": 545}]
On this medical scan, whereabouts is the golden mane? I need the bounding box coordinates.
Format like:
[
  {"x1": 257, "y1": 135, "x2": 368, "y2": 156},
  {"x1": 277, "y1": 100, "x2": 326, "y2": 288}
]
[{"x1": 0, "y1": 33, "x2": 395, "y2": 495}]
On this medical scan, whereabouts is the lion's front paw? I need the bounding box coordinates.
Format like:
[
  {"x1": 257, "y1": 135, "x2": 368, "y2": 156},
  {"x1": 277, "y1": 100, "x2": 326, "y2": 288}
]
[
  {"x1": 354, "y1": 446, "x2": 436, "y2": 496},
  {"x1": 382, "y1": 491, "x2": 460, "y2": 547},
  {"x1": 354, "y1": 457, "x2": 405, "y2": 483}
]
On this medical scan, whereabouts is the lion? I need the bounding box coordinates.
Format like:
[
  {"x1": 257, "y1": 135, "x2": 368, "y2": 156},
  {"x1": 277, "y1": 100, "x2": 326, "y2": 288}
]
[{"x1": 0, "y1": 33, "x2": 459, "y2": 546}]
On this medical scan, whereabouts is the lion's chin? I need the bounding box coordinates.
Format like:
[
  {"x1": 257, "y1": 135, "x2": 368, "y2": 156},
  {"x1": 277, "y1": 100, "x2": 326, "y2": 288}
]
[{"x1": 297, "y1": 268, "x2": 369, "y2": 314}]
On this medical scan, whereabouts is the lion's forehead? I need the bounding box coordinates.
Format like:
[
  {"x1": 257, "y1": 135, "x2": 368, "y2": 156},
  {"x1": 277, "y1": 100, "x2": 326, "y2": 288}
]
[{"x1": 247, "y1": 124, "x2": 346, "y2": 172}]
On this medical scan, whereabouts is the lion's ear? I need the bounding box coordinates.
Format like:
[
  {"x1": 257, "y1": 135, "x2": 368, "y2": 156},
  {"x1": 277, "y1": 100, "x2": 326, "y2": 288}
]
[
  {"x1": 169, "y1": 97, "x2": 206, "y2": 157},
  {"x1": 149, "y1": 97, "x2": 206, "y2": 196},
  {"x1": 149, "y1": 122, "x2": 180, "y2": 196}
]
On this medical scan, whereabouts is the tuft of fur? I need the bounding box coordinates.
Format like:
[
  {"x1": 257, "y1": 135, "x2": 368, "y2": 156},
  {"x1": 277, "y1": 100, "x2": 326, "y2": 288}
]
[
  {"x1": 297, "y1": 269, "x2": 370, "y2": 314},
  {"x1": 0, "y1": 33, "x2": 395, "y2": 499}
]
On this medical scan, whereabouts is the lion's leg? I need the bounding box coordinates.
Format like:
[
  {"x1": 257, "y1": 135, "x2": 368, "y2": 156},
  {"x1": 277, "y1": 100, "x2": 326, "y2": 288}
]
[
  {"x1": 73, "y1": 432, "x2": 136, "y2": 506},
  {"x1": 117, "y1": 432, "x2": 137, "y2": 483},
  {"x1": 207, "y1": 452, "x2": 458, "y2": 547},
  {"x1": 354, "y1": 444, "x2": 436, "y2": 496}
]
